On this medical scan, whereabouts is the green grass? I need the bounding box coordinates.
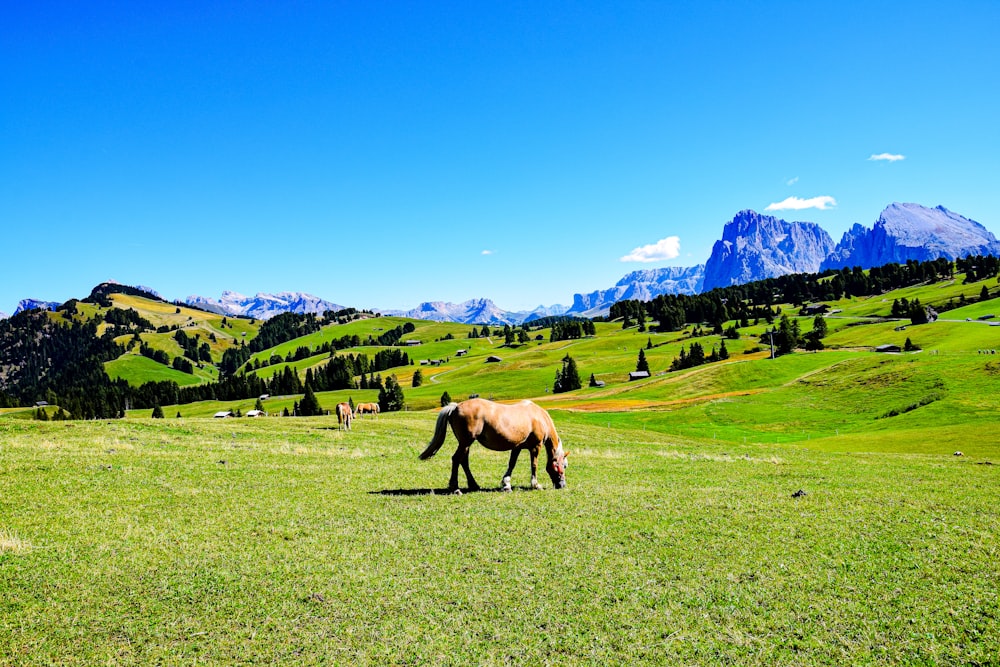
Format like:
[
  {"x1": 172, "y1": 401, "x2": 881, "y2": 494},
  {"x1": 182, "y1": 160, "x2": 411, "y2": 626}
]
[
  {"x1": 1, "y1": 415, "x2": 997, "y2": 664},
  {"x1": 105, "y1": 353, "x2": 212, "y2": 387}
]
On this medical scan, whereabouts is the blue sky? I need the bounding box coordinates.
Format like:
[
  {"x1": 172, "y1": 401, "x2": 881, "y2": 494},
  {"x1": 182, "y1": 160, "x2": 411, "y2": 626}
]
[{"x1": 3, "y1": 1, "x2": 999, "y2": 315}]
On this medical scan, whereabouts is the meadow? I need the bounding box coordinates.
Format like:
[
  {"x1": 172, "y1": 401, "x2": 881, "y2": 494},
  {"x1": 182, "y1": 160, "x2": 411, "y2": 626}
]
[
  {"x1": 4, "y1": 279, "x2": 1000, "y2": 663},
  {"x1": 2, "y1": 409, "x2": 998, "y2": 665}
]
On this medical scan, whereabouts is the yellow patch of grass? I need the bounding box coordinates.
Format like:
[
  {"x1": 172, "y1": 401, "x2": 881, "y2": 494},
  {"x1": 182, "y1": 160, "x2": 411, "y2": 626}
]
[{"x1": 0, "y1": 529, "x2": 32, "y2": 554}]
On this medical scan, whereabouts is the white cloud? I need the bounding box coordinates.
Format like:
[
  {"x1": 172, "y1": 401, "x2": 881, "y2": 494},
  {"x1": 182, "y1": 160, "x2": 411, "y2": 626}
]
[
  {"x1": 868, "y1": 153, "x2": 905, "y2": 162},
  {"x1": 786, "y1": 176, "x2": 799, "y2": 186},
  {"x1": 481, "y1": 249, "x2": 494, "y2": 255},
  {"x1": 620, "y1": 236, "x2": 681, "y2": 263},
  {"x1": 765, "y1": 195, "x2": 837, "y2": 211}
]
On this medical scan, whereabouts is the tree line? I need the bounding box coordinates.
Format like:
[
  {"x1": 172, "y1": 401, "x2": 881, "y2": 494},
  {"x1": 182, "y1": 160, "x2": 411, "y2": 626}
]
[{"x1": 610, "y1": 257, "x2": 980, "y2": 335}]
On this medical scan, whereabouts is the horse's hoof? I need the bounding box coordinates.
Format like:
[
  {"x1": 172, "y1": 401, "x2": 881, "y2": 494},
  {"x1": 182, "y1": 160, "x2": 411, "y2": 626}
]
[
  {"x1": 501, "y1": 484, "x2": 512, "y2": 492},
  {"x1": 452, "y1": 489, "x2": 463, "y2": 496}
]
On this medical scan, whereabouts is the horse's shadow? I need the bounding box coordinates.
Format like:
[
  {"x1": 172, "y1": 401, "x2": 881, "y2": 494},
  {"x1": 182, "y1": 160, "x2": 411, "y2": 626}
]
[{"x1": 372, "y1": 486, "x2": 533, "y2": 496}]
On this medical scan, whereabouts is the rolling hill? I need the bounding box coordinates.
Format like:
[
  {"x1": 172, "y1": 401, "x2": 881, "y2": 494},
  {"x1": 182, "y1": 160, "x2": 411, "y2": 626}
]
[{"x1": 2, "y1": 261, "x2": 999, "y2": 443}]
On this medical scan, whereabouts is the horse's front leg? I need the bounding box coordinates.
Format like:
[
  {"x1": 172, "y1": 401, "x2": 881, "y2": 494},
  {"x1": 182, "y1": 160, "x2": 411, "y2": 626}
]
[
  {"x1": 501, "y1": 449, "x2": 521, "y2": 491},
  {"x1": 529, "y1": 446, "x2": 543, "y2": 490}
]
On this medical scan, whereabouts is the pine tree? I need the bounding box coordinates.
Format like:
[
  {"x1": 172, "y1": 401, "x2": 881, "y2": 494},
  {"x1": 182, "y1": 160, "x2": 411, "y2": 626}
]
[
  {"x1": 553, "y1": 354, "x2": 582, "y2": 393},
  {"x1": 412, "y1": 369, "x2": 423, "y2": 387},
  {"x1": 812, "y1": 315, "x2": 828, "y2": 340},
  {"x1": 378, "y1": 375, "x2": 405, "y2": 412},
  {"x1": 300, "y1": 386, "x2": 322, "y2": 417},
  {"x1": 151, "y1": 404, "x2": 164, "y2": 419},
  {"x1": 440, "y1": 391, "x2": 452, "y2": 407},
  {"x1": 636, "y1": 348, "x2": 650, "y2": 373}
]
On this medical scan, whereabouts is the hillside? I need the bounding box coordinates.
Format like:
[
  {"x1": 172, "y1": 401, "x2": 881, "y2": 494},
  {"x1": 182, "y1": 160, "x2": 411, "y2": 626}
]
[{"x1": 3, "y1": 263, "x2": 1000, "y2": 436}]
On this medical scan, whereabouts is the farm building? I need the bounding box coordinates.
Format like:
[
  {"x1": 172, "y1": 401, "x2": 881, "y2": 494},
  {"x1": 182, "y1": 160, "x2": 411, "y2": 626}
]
[
  {"x1": 455, "y1": 349, "x2": 468, "y2": 356},
  {"x1": 800, "y1": 303, "x2": 830, "y2": 316},
  {"x1": 213, "y1": 411, "x2": 233, "y2": 418},
  {"x1": 629, "y1": 371, "x2": 650, "y2": 381},
  {"x1": 246, "y1": 410, "x2": 266, "y2": 418},
  {"x1": 486, "y1": 355, "x2": 502, "y2": 363},
  {"x1": 875, "y1": 344, "x2": 902, "y2": 353}
]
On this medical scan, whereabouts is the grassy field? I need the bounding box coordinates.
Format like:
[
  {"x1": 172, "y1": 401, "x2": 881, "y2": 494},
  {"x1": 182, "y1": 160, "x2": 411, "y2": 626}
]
[
  {"x1": 5, "y1": 277, "x2": 1000, "y2": 663},
  {"x1": 105, "y1": 354, "x2": 211, "y2": 387},
  {"x1": 1, "y1": 414, "x2": 997, "y2": 665}
]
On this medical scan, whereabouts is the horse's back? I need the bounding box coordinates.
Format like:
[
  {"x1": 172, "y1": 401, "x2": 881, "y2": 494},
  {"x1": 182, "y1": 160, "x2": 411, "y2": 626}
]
[{"x1": 455, "y1": 398, "x2": 554, "y2": 451}]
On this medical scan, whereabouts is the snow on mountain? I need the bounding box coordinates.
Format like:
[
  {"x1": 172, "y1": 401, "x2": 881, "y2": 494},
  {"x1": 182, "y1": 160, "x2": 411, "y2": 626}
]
[
  {"x1": 185, "y1": 291, "x2": 345, "y2": 320},
  {"x1": 821, "y1": 203, "x2": 1000, "y2": 270},
  {"x1": 702, "y1": 210, "x2": 835, "y2": 291},
  {"x1": 380, "y1": 298, "x2": 526, "y2": 325}
]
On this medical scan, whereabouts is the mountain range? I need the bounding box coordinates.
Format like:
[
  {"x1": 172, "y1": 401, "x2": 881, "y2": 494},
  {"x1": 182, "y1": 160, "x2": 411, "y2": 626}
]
[
  {"x1": 820, "y1": 203, "x2": 1000, "y2": 270},
  {"x1": 6, "y1": 203, "x2": 996, "y2": 324},
  {"x1": 184, "y1": 291, "x2": 346, "y2": 320},
  {"x1": 378, "y1": 299, "x2": 568, "y2": 326}
]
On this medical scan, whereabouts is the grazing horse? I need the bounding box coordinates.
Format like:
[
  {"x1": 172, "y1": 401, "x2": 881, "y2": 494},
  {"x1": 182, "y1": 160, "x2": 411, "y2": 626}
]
[
  {"x1": 419, "y1": 398, "x2": 568, "y2": 492},
  {"x1": 335, "y1": 402, "x2": 353, "y2": 431},
  {"x1": 355, "y1": 402, "x2": 380, "y2": 418}
]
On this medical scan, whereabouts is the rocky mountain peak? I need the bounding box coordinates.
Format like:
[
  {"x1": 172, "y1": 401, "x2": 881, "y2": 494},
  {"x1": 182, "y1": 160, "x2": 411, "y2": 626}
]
[
  {"x1": 702, "y1": 210, "x2": 835, "y2": 291},
  {"x1": 821, "y1": 203, "x2": 1000, "y2": 270}
]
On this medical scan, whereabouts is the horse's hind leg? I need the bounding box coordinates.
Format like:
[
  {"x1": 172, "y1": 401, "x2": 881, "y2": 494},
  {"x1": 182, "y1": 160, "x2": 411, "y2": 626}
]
[
  {"x1": 449, "y1": 438, "x2": 479, "y2": 492},
  {"x1": 501, "y1": 449, "x2": 521, "y2": 491}
]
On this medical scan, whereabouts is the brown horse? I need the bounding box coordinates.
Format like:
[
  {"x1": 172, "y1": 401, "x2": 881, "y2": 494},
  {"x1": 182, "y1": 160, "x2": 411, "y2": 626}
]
[
  {"x1": 355, "y1": 402, "x2": 380, "y2": 418},
  {"x1": 419, "y1": 398, "x2": 568, "y2": 491},
  {"x1": 335, "y1": 402, "x2": 353, "y2": 430}
]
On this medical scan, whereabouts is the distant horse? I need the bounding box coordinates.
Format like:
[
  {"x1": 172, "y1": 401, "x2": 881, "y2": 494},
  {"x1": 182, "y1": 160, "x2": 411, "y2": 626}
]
[
  {"x1": 335, "y1": 402, "x2": 353, "y2": 431},
  {"x1": 355, "y1": 402, "x2": 380, "y2": 418},
  {"x1": 419, "y1": 398, "x2": 568, "y2": 492}
]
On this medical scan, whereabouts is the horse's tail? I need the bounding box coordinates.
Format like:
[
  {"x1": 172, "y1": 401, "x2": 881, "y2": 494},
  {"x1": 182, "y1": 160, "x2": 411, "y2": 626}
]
[{"x1": 419, "y1": 403, "x2": 458, "y2": 460}]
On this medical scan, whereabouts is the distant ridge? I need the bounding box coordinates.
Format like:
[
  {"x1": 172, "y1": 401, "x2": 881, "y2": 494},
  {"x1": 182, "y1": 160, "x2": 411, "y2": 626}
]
[
  {"x1": 14, "y1": 299, "x2": 61, "y2": 315},
  {"x1": 377, "y1": 298, "x2": 566, "y2": 325},
  {"x1": 821, "y1": 203, "x2": 1000, "y2": 270},
  {"x1": 185, "y1": 291, "x2": 345, "y2": 320},
  {"x1": 6, "y1": 202, "x2": 995, "y2": 322},
  {"x1": 565, "y1": 265, "x2": 705, "y2": 318}
]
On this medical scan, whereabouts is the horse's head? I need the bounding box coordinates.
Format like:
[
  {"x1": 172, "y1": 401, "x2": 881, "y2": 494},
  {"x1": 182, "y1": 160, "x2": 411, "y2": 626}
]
[{"x1": 548, "y1": 442, "x2": 569, "y2": 489}]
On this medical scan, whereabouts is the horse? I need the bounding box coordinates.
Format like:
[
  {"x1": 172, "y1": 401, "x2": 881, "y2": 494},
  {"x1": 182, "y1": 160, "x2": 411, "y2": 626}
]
[
  {"x1": 419, "y1": 398, "x2": 568, "y2": 492},
  {"x1": 335, "y1": 402, "x2": 353, "y2": 431},
  {"x1": 355, "y1": 402, "x2": 380, "y2": 418}
]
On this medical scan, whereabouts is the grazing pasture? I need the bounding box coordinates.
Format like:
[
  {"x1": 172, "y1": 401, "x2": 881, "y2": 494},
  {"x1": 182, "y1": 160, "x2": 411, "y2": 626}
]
[{"x1": 1, "y1": 414, "x2": 997, "y2": 665}]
